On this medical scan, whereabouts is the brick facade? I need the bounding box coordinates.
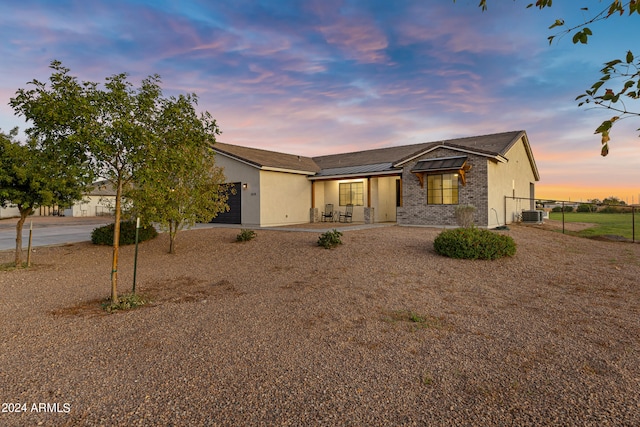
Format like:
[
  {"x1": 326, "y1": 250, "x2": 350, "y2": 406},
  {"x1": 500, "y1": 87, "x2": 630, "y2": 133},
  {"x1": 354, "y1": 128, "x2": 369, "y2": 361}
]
[{"x1": 397, "y1": 148, "x2": 489, "y2": 227}]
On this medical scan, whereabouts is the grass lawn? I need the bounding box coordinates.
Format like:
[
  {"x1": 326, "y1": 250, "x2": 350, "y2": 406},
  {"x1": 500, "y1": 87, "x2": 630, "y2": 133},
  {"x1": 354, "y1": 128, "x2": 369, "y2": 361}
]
[{"x1": 549, "y1": 211, "x2": 640, "y2": 240}]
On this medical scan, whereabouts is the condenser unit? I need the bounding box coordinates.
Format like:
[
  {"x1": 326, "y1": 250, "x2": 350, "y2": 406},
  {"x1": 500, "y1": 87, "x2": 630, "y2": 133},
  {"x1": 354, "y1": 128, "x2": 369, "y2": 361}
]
[{"x1": 521, "y1": 210, "x2": 543, "y2": 224}]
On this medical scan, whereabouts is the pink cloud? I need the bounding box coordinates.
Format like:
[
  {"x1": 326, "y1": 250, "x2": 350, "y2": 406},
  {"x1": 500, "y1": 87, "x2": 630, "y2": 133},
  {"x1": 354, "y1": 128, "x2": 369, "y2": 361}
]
[
  {"x1": 307, "y1": 0, "x2": 389, "y2": 64},
  {"x1": 317, "y1": 19, "x2": 389, "y2": 63}
]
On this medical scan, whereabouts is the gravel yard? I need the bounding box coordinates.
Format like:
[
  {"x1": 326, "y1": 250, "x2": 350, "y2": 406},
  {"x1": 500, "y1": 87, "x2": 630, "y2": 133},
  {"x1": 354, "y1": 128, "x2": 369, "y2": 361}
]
[{"x1": 1, "y1": 224, "x2": 639, "y2": 426}]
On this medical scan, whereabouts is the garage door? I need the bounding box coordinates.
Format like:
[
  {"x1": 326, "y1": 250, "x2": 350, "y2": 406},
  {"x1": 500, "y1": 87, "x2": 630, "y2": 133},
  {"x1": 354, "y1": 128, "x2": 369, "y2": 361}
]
[{"x1": 210, "y1": 182, "x2": 241, "y2": 224}]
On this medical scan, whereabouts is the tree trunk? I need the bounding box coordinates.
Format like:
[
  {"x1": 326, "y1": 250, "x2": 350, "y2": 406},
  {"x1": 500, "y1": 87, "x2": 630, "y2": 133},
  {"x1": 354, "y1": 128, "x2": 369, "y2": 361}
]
[
  {"x1": 14, "y1": 207, "x2": 32, "y2": 267},
  {"x1": 110, "y1": 178, "x2": 123, "y2": 304}
]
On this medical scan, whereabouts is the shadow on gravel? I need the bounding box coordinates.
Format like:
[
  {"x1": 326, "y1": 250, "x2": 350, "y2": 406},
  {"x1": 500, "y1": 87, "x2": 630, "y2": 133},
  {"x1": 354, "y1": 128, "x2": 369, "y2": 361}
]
[{"x1": 49, "y1": 277, "x2": 244, "y2": 317}]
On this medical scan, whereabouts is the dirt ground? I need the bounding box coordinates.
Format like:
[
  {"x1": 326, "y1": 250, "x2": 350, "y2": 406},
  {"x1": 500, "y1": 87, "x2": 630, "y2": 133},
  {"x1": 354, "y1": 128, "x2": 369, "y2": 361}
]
[{"x1": 1, "y1": 224, "x2": 639, "y2": 426}]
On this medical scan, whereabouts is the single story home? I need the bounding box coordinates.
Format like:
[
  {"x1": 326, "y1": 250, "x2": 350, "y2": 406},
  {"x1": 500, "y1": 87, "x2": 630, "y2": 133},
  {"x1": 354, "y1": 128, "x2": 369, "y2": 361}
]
[
  {"x1": 0, "y1": 203, "x2": 20, "y2": 219},
  {"x1": 64, "y1": 180, "x2": 116, "y2": 217},
  {"x1": 210, "y1": 130, "x2": 540, "y2": 228},
  {"x1": 1, "y1": 180, "x2": 116, "y2": 218}
]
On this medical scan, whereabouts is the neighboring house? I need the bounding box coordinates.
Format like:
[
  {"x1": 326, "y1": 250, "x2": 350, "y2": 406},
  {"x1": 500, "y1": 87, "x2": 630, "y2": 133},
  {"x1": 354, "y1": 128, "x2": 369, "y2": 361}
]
[
  {"x1": 211, "y1": 130, "x2": 540, "y2": 228},
  {"x1": 0, "y1": 204, "x2": 20, "y2": 219},
  {"x1": 1, "y1": 180, "x2": 116, "y2": 218},
  {"x1": 64, "y1": 180, "x2": 116, "y2": 217}
]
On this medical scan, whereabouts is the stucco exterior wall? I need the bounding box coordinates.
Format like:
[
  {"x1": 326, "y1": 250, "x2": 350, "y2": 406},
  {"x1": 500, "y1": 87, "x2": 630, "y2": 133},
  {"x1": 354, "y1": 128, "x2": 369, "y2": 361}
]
[
  {"x1": 259, "y1": 170, "x2": 312, "y2": 226},
  {"x1": 372, "y1": 176, "x2": 398, "y2": 222},
  {"x1": 397, "y1": 148, "x2": 489, "y2": 227},
  {"x1": 0, "y1": 205, "x2": 20, "y2": 218},
  {"x1": 214, "y1": 154, "x2": 261, "y2": 226},
  {"x1": 314, "y1": 179, "x2": 370, "y2": 222},
  {"x1": 487, "y1": 137, "x2": 537, "y2": 226},
  {"x1": 65, "y1": 195, "x2": 115, "y2": 217}
]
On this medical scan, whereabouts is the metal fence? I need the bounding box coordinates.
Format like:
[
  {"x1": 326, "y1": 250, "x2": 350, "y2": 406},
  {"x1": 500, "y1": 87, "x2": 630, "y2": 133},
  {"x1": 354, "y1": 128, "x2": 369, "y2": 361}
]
[{"x1": 504, "y1": 196, "x2": 638, "y2": 243}]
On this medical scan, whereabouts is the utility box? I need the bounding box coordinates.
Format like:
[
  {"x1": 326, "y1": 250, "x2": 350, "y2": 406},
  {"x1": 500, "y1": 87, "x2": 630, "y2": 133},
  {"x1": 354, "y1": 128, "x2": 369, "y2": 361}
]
[{"x1": 522, "y1": 210, "x2": 543, "y2": 224}]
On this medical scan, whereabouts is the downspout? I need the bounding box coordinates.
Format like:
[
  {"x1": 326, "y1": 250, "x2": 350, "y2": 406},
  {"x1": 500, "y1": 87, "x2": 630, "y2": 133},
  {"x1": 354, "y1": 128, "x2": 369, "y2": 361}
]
[{"x1": 504, "y1": 195, "x2": 507, "y2": 227}]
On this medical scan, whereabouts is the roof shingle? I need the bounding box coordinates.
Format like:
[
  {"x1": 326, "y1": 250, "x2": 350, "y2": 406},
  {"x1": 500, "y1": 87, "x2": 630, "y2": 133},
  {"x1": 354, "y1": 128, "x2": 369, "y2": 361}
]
[{"x1": 212, "y1": 130, "x2": 537, "y2": 179}]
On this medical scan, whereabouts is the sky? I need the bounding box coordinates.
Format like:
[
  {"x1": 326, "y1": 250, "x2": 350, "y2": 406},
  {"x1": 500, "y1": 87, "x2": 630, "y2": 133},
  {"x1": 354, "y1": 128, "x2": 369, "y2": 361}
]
[{"x1": 1, "y1": 0, "x2": 639, "y2": 203}]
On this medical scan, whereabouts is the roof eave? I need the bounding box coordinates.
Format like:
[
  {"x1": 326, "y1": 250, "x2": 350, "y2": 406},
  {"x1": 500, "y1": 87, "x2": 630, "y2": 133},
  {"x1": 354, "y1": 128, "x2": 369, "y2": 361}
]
[
  {"x1": 212, "y1": 148, "x2": 263, "y2": 169},
  {"x1": 520, "y1": 132, "x2": 541, "y2": 181},
  {"x1": 262, "y1": 166, "x2": 318, "y2": 175},
  {"x1": 394, "y1": 145, "x2": 502, "y2": 167},
  {"x1": 309, "y1": 170, "x2": 401, "y2": 180}
]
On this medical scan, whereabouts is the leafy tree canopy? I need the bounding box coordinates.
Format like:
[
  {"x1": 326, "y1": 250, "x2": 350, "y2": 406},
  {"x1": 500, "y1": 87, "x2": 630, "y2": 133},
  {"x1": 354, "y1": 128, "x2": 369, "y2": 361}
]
[
  {"x1": 9, "y1": 61, "x2": 226, "y2": 301},
  {"x1": 1, "y1": 127, "x2": 90, "y2": 266},
  {"x1": 128, "y1": 93, "x2": 229, "y2": 254}
]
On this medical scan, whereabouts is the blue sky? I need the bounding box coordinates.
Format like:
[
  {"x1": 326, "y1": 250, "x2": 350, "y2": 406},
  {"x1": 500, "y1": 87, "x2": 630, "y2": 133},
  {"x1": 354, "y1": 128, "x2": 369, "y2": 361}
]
[{"x1": 1, "y1": 0, "x2": 639, "y2": 202}]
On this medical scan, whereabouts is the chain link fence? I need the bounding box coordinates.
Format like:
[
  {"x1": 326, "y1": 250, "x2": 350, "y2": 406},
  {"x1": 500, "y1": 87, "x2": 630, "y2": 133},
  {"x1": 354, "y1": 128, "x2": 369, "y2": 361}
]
[{"x1": 504, "y1": 196, "x2": 638, "y2": 243}]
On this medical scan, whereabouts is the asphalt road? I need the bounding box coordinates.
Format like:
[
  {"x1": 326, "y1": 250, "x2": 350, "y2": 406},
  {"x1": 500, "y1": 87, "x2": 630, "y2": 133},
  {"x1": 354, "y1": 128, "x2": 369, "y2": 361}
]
[
  {"x1": 0, "y1": 216, "x2": 387, "y2": 252},
  {"x1": 0, "y1": 216, "x2": 113, "y2": 251}
]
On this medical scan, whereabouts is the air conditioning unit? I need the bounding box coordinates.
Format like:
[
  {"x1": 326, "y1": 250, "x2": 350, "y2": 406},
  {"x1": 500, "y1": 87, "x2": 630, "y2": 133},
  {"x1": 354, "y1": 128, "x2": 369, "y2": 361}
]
[{"x1": 521, "y1": 210, "x2": 543, "y2": 223}]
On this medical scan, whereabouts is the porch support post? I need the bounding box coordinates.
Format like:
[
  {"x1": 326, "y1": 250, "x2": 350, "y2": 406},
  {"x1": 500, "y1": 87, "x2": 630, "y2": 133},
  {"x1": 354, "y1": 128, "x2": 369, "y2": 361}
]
[
  {"x1": 310, "y1": 181, "x2": 317, "y2": 223},
  {"x1": 367, "y1": 177, "x2": 371, "y2": 207}
]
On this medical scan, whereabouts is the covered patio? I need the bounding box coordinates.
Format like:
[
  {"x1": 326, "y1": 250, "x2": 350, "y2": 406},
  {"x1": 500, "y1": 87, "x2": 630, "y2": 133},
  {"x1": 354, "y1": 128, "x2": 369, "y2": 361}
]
[{"x1": 309, "y1": 171, "x2": 402, "y2": 224}]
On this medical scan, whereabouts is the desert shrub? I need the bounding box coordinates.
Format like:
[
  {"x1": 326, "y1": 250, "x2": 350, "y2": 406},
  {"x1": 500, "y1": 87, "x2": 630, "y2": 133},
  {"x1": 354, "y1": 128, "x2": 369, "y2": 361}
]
[
  {"x1": 91, "y1": 220, "x2": 158, "y2": 246},
  {"x1": 236, "y1": 229, "x2": 256, "y2": 242},
  {"x1": 433, "y1": 227, "x2": 516, "y2": 260},
  {"x1": 318, "y1": 229, "x2": 343, "y2": 249},
  {"x1": 454, "y1": 204, "x2": 476, "y2": 228}
]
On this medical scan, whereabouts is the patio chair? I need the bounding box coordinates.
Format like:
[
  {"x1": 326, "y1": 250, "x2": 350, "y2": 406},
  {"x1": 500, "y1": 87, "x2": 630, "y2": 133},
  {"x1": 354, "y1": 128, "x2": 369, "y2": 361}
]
[
  {"x1": 339, "y1": 204, "x2": 353, "y2": 223},
  {"x1": 321, "y1": 204, "x2": 334, "y2": 222}
]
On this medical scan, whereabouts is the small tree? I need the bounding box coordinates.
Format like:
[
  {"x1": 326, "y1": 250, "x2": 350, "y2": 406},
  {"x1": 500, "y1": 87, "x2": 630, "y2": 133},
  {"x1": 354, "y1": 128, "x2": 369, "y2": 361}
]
[
  {"x1": 128, "y1": 95, "x2": 229, "y2": 254},
  {"x1": 0, "y1": 128, "x2": 89, "y2": 266},
  {"x1": 11, "y1": 61, "x2": 161, "y2": 303}
]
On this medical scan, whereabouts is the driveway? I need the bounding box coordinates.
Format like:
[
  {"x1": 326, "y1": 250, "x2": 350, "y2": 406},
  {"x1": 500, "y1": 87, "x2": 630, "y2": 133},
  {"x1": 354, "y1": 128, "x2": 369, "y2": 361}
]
[
  {"x1": 0, "y1": 216, "x2": 394, "y2": 252},
  {"x1": 0, "y1": 216, "x2": 113, "y2": 251}
]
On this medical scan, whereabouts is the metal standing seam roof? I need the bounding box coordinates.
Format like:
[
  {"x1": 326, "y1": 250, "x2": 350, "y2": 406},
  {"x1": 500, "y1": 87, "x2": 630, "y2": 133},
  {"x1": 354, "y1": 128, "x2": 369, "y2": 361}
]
[
  {"x1": 311, "y1": 162, "x2": 398, "y2": 178},
  {"x1": 410, "y1": 156, "x2": 468, "y2": 173}
]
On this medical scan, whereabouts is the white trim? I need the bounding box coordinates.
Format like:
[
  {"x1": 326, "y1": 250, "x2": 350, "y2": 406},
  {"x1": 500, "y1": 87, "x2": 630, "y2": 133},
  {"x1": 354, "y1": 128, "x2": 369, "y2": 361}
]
[
  {"x1": 262, "y1": 166, "x2": 317, "y2": 175},
  {"x1": 394, "y1": 144, "x2": 502, "y2": 167},
  {"x1": 213, "y1": 150, "x2": 315, "y2": 175}
]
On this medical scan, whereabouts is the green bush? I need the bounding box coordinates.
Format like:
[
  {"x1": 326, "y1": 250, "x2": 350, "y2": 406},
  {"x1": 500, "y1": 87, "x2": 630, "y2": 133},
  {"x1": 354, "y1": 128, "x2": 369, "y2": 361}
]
[
  {"x1": 599, "y1": 205, "x2": 625, "y2": 213},
  {"x1": 577, "y1": 203, "x2": 596, "y2": 213},
  {"x1": 236, "y1": 229, "x2": 256, "y2": 242},
  {"x1": 433, "y1": 227, "x2": 516, "y2": 260},
  {"x1": 552, "y1": 206, "x2": 574, "y2": 213},
  {"x1": 317, "y1": 229, "x2": 343, "y2": 249},
  {"x1": 91, "y1": 220, "x2": 158, "y2": 246}
]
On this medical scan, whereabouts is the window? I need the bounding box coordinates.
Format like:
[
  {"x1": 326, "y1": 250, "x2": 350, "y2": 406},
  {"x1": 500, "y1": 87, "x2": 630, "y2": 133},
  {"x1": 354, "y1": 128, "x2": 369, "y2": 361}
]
[
  {"x1": 427, "y1": 173, "x2": 459, "y2": 205},
  {"x1": 339, "y1": 182, "x2": 364, "y2": 206}
]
